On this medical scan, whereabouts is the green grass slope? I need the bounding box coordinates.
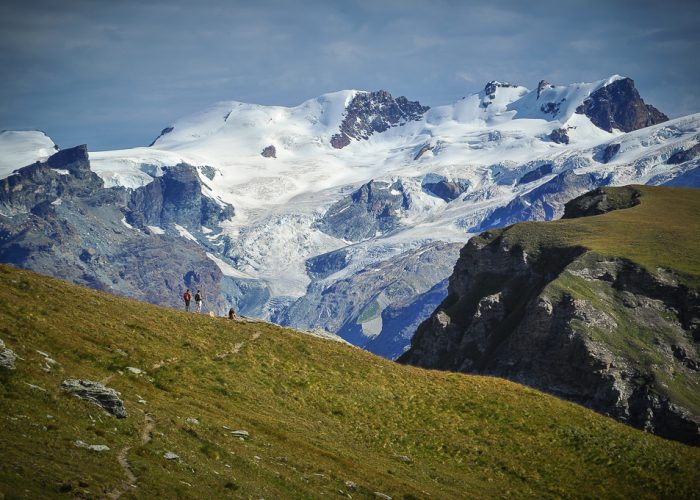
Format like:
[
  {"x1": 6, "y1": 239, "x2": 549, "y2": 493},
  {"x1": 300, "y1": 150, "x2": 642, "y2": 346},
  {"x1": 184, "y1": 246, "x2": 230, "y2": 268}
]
[
  {"x1": 500, "y1": 185, "x2": 700, "y2": 284},
  {"x1": 1, "y1": 264, "x2": 699, "y2": 499}
]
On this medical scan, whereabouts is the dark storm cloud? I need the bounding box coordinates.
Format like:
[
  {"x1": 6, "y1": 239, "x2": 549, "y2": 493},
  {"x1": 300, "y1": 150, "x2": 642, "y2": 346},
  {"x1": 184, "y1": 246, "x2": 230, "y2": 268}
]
[{"x1": 1, "y1": 0, "x2": 699, "y2": 150}]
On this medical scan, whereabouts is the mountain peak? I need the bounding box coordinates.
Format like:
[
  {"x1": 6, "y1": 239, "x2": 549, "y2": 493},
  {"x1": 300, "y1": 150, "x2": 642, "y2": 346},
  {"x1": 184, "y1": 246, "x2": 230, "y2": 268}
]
[
  {"x1": 330, "y1": 90, "x2": 429, "y2": 149},
  {"x1": 575, "y1": 76, "x2": 668, "y2": 132}
]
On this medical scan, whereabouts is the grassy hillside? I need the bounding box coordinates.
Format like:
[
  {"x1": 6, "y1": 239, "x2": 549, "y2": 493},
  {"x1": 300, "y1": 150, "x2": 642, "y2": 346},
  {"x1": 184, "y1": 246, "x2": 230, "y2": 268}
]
[
  {"x1": 0, "y1": 264, "x2": 699, "y2": 499},
  {"x1": 498, "y1": 185, "x2": 700, "y2": 284}
]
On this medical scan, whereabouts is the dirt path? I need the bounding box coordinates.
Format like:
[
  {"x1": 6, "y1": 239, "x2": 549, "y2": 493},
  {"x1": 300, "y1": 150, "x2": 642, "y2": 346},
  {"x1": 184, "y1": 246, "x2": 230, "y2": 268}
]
[{"x1": 106, "y1": 411, "x2": 154, "y2": 499}]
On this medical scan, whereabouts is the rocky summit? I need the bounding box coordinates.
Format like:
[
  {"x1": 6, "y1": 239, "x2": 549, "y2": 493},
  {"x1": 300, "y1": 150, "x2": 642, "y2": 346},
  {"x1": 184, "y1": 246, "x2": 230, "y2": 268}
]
[{"x1": 400, "y1": 186, "x2": 700, "y2": 445}]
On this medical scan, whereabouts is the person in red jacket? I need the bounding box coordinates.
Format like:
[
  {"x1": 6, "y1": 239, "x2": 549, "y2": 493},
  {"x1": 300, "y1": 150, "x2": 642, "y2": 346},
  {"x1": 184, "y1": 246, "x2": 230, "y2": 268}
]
[{"x1": 183, "y1": 289, "x2": 191, "y2": 312}]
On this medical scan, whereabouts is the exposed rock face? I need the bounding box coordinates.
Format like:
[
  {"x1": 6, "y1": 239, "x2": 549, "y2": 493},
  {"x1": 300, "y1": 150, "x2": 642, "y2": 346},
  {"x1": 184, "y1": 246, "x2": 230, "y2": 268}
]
[
  {"x1": 261, "y1": 145, "x2": 276, "y2": 158},
  {"x1": 126, "y1": 163, "x2": 234, "y2": 229},
  {"x1": 518, "y1": 164, "x2": 553, "y2": 185},
  {"x1": 422, "y1": 179, "x2": 469, "y2": 202},
  {"x1": 413, "y1": 143, "x2": 434, "y2": 161},
  {"x1": 280, "y1": 241, "x2": 461, "y2": 357},
  {"x1": 0, "y1": 146, "x2": 237, "y2": 313},
  {"x1": 575, "y1": 78, "x2": 668, "y2": 132},
  {"x1": 599, "y1": 143, "x2": 621, "y2": 164},
  {"x1": 0, "y1": 339, "x2": 17, "y2": 370},
  {"x1": 315, "y1": 179, "x2": 410, "y2": 241},
  {"x1": 148, "y1": 126, "x2": 174, "y2": 147},
  {"x1": 483, "y1": 81, "x2": 517, "y2": 98},
  {"x1": 549, "y1": 128, "x2": 570, "y2": 144},
  {"x1": 61, "y1": 379, "x2": 128, "y2": 418},
  {"x1": 477, "y1": 170, "x2": 609, "y2": 231},
  {"x1": 667, "y1": 143, "x2": 700, "y2": 164},
  {"x1": 330, "y1": 91, "x2": 429, "y2": 149},
  {"x1": 536, "y1": 80, "x2": 554, "y2": 99},
  {"x1": 305, "y1": 248, "x2": 349, "y2": 280},
  {"x1": 401, "y1": 191, "x2": 700, "y2": 445}
]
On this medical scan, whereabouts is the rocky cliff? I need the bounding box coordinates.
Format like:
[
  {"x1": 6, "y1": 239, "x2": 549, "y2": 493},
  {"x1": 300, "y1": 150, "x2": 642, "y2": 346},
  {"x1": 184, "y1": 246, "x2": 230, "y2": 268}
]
[
  {"x1": 400, "y1": 186, "x2": 700, "y2": 445},
  {"x1": 0, "y1": 145, "x2": 239, "y2": 313}
]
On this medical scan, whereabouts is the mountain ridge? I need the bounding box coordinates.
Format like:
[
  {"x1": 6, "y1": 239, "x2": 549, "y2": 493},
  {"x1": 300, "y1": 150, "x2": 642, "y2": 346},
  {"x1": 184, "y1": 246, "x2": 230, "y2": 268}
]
[{"x1": 0, "y1": 75, "x2": 698, "y2": 358}]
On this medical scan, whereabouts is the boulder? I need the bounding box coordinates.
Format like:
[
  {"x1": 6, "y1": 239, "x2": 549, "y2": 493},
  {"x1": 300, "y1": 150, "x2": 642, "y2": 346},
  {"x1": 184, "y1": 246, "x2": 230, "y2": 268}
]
[
  {"x1": 549, "y1": 128, "x2": 569, "y2": 144},
  {"x1": 261, "y1": 145, "x2": 276, "y2": 158},
  {"x1": 0, "y1": 339, "x2": 17, "y2": 370},
  {"x1": 60, "y1": 379, "x2": 127, "y2": 418}
]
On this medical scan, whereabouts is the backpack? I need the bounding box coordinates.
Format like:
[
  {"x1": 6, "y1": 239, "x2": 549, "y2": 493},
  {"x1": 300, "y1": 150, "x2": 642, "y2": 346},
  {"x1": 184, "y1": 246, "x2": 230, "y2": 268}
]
[
  {"x1": 195, "y1": 293, "x2": 201, "y2": 302},
  {"x1": 183, "y1": 291, "x2": 191, "y2": 301}
]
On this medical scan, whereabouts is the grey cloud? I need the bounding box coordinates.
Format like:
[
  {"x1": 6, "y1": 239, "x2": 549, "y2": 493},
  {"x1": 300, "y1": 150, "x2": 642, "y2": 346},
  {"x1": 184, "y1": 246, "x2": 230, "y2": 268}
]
[{"x1": 0, "y1": 0, "x2": 698, "y2": 150}]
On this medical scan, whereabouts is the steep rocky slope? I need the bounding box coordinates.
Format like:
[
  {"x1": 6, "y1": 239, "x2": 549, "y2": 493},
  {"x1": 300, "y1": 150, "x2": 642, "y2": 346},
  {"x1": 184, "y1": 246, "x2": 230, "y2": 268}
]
[
  {"x1": 0, "y1": 145, "x2": 240, "y2": 312},
  {"x1": 1, "y1": 264, "x2": 699, "y2": 498},
  {"x1": 400, "y1": 186, "x2": 700, "y2": 445}
]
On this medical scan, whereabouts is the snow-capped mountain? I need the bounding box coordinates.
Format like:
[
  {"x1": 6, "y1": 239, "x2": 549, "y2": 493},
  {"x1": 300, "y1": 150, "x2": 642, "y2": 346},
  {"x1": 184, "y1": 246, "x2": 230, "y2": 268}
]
[{"x1": 1, "y1": 76, "x2": 698, "y2": 358}]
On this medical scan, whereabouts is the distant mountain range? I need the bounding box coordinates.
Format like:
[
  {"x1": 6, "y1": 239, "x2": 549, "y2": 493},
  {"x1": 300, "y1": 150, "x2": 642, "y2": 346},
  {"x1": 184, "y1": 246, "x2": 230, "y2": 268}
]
[{"x1": 1, "y1": 75, "x2": 699, "y2": 359}]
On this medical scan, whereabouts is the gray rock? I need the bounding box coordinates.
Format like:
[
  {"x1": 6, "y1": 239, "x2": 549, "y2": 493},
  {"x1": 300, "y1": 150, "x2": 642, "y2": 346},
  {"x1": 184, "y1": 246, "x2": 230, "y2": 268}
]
[
  {"x1": 667, "y1": 143, "x2": 700, "y2": 165},
  {"x1": 413, "y1": 143, "x2": 434, "y2": 160},
  {"x1": 60, "y1": 379, "x2": 127, "y2": 418},
  {"x1": 261, "y1": 145, "x2": 276, "y2": 158},
  {"x1": 231, "y1": 430, "x2": 249, "y2": 440},
  {"x1": 422, "y1": 178, "x2": 469, "y2": 202},
  {"x1": 330, "y1": 90, "x2": 429, "y2": 149},
  {"x1": 374, "y1": 492, "x2": 392, "y2": 500},
  {"x1": 549, "y1": 128, "x2": 569, "y2": 144},
  {"x1": 163, "y1": 451, "x2": 180, "y2": 460},
  {"x1": 599, "y1": 143, "x2": 621, "y2": 164},
  {"x1": 575, "y1": 77, "x2": 668, "y2": 133},
  {"x1": 315, "y1": 179, "x2": 409, "y2": 242},
  {"x1": 74, "y1": 440, "x2": 110, "y2": 452},
  {"x1": 0, "y1": 339, "x2": 17, "y2": 370},
  {"x1": 517, "y1": 164, "x2": 553, "y2": 185},
  {"x1": 186, "y1": 417, "x2": 200, "y2": 425}
]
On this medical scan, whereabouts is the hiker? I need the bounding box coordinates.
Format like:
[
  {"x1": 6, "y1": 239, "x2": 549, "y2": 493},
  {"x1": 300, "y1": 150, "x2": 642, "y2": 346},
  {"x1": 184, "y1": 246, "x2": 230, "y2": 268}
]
[
  {"x1": 228, "y1": 307, "x2": 238, "y2": 320},
  {"x1": 195, "y1": 289, "x2": 203, "y2": 313},
  {"x1": 183, "y1": 289, "x2": 191, "y2": 312}
]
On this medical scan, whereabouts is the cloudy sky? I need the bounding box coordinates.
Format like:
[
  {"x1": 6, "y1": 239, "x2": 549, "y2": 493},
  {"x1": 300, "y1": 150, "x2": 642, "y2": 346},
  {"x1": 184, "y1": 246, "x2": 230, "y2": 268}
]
[{"x1": 1, "y1": 0, "x2": 699, "y2": 150}]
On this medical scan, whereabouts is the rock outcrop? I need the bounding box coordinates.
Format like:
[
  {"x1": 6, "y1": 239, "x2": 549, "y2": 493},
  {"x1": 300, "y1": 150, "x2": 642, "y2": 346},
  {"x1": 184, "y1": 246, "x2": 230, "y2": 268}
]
[
  {"x1": 0, "y1": 339, "x2": 17, "y2": 370},
  {"x1": 575, "y1": 78, "x2": 668, "y2": 132},
  {"x1": 401, "y1": 187, "x2": 700, "y2": 445},
  {"x1": 261, "y1": 145, "x2": 276, "y2": 158},
  {"x1": 330, "y1": 91, "x2": 429, "y2": 149},
  {"x1": 315, "y1": 179, "x2": 410, "y2": 241},
  {"x1": 61, "y1": 379, "x2": 128, "y2": 418},
  {"x1": 549, "y1": 128, "x2": 570, "y2": 144},
  {"x1": 667, "y1": 143, "x2": 700, "y2": 165}
]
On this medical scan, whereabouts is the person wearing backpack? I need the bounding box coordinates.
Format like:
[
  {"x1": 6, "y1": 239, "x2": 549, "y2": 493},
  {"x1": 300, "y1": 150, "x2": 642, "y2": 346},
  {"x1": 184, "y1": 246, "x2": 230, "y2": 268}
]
[
  {"x1": 183, "y1": 289, "x2": 191, "y2": 312},
  {"x1": 195, "y1": 289, "x2": 203, "y2": 313}
]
